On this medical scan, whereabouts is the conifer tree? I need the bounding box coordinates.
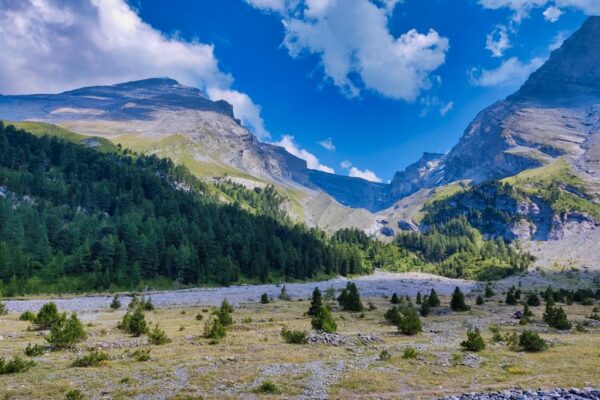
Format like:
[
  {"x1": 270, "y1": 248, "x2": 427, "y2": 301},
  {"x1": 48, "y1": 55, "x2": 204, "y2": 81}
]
[
  {"x1": 311, "y1": 306, "x2": 337, "y2": 333},
  {"x1": 450, "y1": 287, "x2": 470, "y2": 312},
  {"x1": 308, "y1": 287, "x2": 323, "y2": 316},
  {"x1": 428, "y1": 289, "x2": 440, "y2": 308},
  {"x1": 337, "y1": 282, "x2": 364, "y2": 311},
  {"x1": 110, "y1": 294, "x2": 121, "y2": 310},
  {"x1": 416, "y1": 291, "x2": 422, "y2": 305},
  {"x1": 390, "y1": 293, "x2": 400, "y2": 304},
  {"x1": 420, "y1": 296, "x2": 431, "y2": 317}
]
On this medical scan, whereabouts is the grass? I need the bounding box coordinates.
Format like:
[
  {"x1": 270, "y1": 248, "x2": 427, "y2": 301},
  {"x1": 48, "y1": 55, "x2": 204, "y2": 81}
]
[{"x1": 0, "y1": 290, "x2": 599, "y2": 399}]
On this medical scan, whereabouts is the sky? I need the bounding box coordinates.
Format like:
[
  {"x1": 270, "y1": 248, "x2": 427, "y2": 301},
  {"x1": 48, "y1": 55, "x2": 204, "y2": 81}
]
[{"x1": 0, "y1": 0, "x2": 597, "y2": 182}]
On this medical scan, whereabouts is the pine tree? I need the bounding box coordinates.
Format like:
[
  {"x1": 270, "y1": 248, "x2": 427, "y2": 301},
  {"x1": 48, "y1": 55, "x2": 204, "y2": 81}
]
[
  {"x1": 505, "y1": 288, "x2": 518, "y2": 305},
  {"x1": 476, "y1": 295, "x2": 484, "y2": 305},
  {"x1": 543, "y1": 305, "x2": 571, "y2": 330},
  {"x1": 110, "y1": 294, "x2": 121, "y2": 310},
  {"x1": 279, "y1": 285, "x2": 291, "y2": 301},
  {"x1": 397, "y1": 308, "x2": 422, "y2": 336},
  {"x1": 311, "y1": 306, "x2": 337, "y2": 333},
  {"x1": 46, "y1": 313, "x2": 87, "y2": 349},
  {"x1": 33, "y1": 302, "x2": 64, "y2": 330},
  {"x1": 460, "y1": 328, "x2": 485, "y2": 352},
  {"x1": 337, "y1": 282, "x2": 363, "y2": 311},
  {"x1": 420, "y1": 296, "x2": 431, "y2": 317},
  {"x1": 260, "y1": 293, "x2": 270, "y2": 304},
  {"x1": 217, "y1": 299, "x2": 234, "y2": 326},
  {"x1": 527, "y1": 294, "x2": 541, "y2": 307},
  {"x1": 390, "y1": 293, "x2": 401, "y2": 304},
  {"x1": 450, "y1": 287, "x2": 470, "y2": 312},
  {"x1": 484, "y1": 283, "x2": 495, "y2": 298},
  {"x1": 308, "y1": 287, "x2": 323, "y2": 316},
  {"x1": 428, "y1": 289, "x2": 440, "y2": 308},
  {"x1": 416, "y1": 291, "x2": 422, "y2": 305}
]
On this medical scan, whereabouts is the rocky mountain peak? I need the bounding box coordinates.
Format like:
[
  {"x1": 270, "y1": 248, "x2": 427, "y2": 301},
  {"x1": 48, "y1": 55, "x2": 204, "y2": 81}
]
[{"x1": 516, "y1": 16, "x2": 600, "y2": 100}]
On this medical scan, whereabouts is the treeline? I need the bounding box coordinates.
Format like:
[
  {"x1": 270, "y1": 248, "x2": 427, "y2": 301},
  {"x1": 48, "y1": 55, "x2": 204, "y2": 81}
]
[{"x1": 0, "y1": 123, "x2": 374, "y2": 295}]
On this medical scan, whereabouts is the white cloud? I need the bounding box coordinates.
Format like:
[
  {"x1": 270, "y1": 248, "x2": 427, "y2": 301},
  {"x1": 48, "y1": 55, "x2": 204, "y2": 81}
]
[
  {"x1": 470, "y1": 56, "x2": 545, "y2": 87},
  {"x1": 439, "y1": 101, "x2": 454, "y2": 117},
  {"x1": 0, "y1": 0, "x2": 270, "y2": 139},
  {"x1": 318, "y1": 137, "x2": 336, "y2": 151},
  {"x1": 249, "y1": 0, "x2": 449, "y2": 101},
  {"x1": 244, "y1": 0, "x2": 289, "y2": 12},
  {"x1": 274, "y1": 135, "x2": 335, "y2": 173},
  {"x1": 340, "y1": 160, "x2": 352, "y2": 169},
  {"x1": 207, "y1": 88, "x2": 270, "y2": 139},
  {"x1": 479, "y1": 0, "x2": 600, "y2": 22},
  {"x1": 543, "y1": 6, "x2": 563, "y2": 22},
  {"x1": 548, "y1": 31, "x2": 568, "y2": 51},
  {"x1": 486, "y1": 25, "x2": 512, "y2": 58},
  {"x1": 348, "y1": 167, "x2": 382, "y2": 182}
]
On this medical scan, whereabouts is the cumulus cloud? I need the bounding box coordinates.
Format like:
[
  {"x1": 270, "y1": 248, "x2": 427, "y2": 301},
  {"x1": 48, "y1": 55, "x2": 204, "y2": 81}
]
[
  {"x1": 470, "y1": 56, "x2": 545, "y2": 87},
  {"x1": 348, "y1": 167, "x2": 382, "y2": 182},
  {"x1": 274, "y1": 135, "x2": 335, "y2": 173},
  {"x1": 247, "y1": 0, "x2": 449, "y2": 101},
  {"x1": 340, "y1": 160, "x2": 353, "y2": 169},
  {"x1": 543, "y1": 6, "x2": 563, "y2": 22},
  {"x1": 486, "y1": 25, "x2": 512, "y2": 57},
  {"x1": 479, "y1": 0, "x2": 600, "y2": 22},
  {"x1": 318, "y1": 137, "x2": 336, "y2": 151},
  {"x1": 0, "y1": 0, "x2": 270, "y2": 139},
  {"x1": 548, "y1": 31, "x2": 568, "y2": 51}
]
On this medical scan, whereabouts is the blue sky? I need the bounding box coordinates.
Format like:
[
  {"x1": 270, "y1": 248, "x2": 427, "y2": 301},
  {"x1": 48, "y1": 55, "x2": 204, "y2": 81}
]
[{"x1": 0, "y1": 0, "x2": 595, "y2": 182}]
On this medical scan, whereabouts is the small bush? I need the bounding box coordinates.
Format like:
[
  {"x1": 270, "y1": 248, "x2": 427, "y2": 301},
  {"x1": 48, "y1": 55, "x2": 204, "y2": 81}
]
[
  {"x1": 131, "y1": 348, "x2": 151, "y2": 362},
  {"x1": 203, "y1": 317, "x2": 226, "y2": 343},
  {"x1": 379, "y1": 349, "x2": 392, "y2": 361},
  {"x1": 148, "y1": 323, "x2": 171, "y2": 345},
  {"x1": 324, "y1": 286, "x2": 336, "y2": 301},
  {"x1": 527, "y1": 294, "x2": 541, "y2": 307},
  {"x1": 505, "y1": 332, "x2": 520, "y2": 351},
  {"x1": 216, "y1": 299, "x2": 233, "y2": 327},
  {"x1": 519, "y1": 331, "x2": 548, "y2": 352},
  {"x1": 260, "y1": 293, "x2": 270, "y2": 304},
  {"x1": 119, "y1": 307, "x2": 147, "y2": 336},
  {"x1": 420, "y1": 298, "x2": 431, "y2": 317},
  {"x1": 255, "y1": 380, "x2": 281, "y2": 394},
  {"x1": 505, "y1": 289, "x2": 518, "y2": 306},
  {"x1": 543, "y1": 305, "x2": 572, "y2": 330},
  {"x1": 25, "y1": 343, "x2": 45, "y2": 357},
  {"x1": 281, "y1": 327, "x2": 308, "y2": 344},
  {"x1": 33, "y1": 302, "x2": 64, "y2": 330},
  {"x1": 46, "y1": 313, "x2": 87, "y2": 349},
  {"x1": 489, "y1": 326, "x2": 503, "y2": 343},
  {"x1": 484, "y1": 283, "x2": 495, "y2": 298},
  {"x1": 367, "y1": 302, "x2": 377, "y2": 311},
  {"x1": 141, "y1": 296, "x2": 154, "y2": 311},
  {"x1": 476, "y1": 295, "x2": 485, "y2": 305},
  {"x1": 390, "y1": 293, "x2": 401, "y2": 304},
  {"x1": 110, "y1": 295, "x2": 121, "y2": 310},
  {"x1": 0, "y1": 356, "x2": 34, "y2": 375},
  {"x1": 397, "y1": 309, "x2": 422, "y2": 336},
  {"x1": 451, "y1": 287, "x2": 470, "y2": 312},
  {"x1": 19, "y1": 310, "x2": 36, "y2": 321},
  {"x1": 195, "y1": 313, "x2": 203, "y2": 321},
  {"x1": 384, "y1": 306, "x2": 402, "y2": 325},
  {"x1": 402, "y1": 347, "x2": 418, "y2": 359},
  {"x1": 460, "y1": 328, "x2": 486, "y2": 352},
  {"x1": 311, "y1": 306, "x2": 337, "y2": 333},
  {"x1": 70, "y1": 351, "x2": 109, "y2": 368},
  {"x1": 65, "y1": 389, "x2": 86, "y2": 400},
  {"x1": 279, "y1": 285, "x2": 291, "y2": 301}
]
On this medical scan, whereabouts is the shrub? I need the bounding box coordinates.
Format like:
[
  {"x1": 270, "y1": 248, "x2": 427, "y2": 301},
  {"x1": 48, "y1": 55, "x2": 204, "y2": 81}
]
[
  {"x1": 367, "y1": 302, "x2": 377, "y2": 311},
  {"x1": 519, "y1": 331, "x2": 548, "y2": 352},
  {"x1": 402, "y1": 347, "x2": 418, "y2": 359},
  {"x1": 505, "y1": 289, "x2": 518, "y2": 305},
  {"x1": 505, "y1": 332, "x2": 520, "y2": 351},
  {"x1": 451, "y1": 287, "x2": 470, "y2": 312},
  {"x1": 460, "y1": 328, "x2": 486, "y2": 352},
  {"x1": 217, "y1": 299, "x2": 234, "y2": 327},
  {"x1": 0, "y1": 302, "x2": 7, "y2": 315},
  {"x1": 420, "y1": 297, "x2": 431, "y2": 317},
  {"x1": 148, "y1": 323, "x2": 171, "y2": 345},
  {"x1": 0, "y1": 356, "x2": 34, "y2": 375},
  {"x1": 110, "y1": 295, "x2": 121, "y2": 310},
  {"x1": 476, "y1": 295, "x2": 485, "y2": 305},
  {"x1": 279, "y1": 285, "x2": 291, "y2": 301},
  {"x1": 119, "y1": 307, "x2": 147, "y2": 336},
  {"x1": 522, "y1": 304, "x2": 533, "y2": 318},
  {"x1": 281, "y1": 327, "x2": 308, "y2": 344},
  {"x1": 255, "y1": 380, "x2": 281, "y2": 394},
  {"x1": 19, "y1": 310, "x2": 36, "y2": 321},
  {"x1": 428, "y1": 289, "x2": 440, "y2": 307},
  {"x1": 196, "y1": 313, "x2": 203, "y2": 321},
  {"x1": 324, "y1": 286, "x2": 336, "y2": 301},
  {"x1": 384, "y1": 306, "x2": 402, "y2": 325},
  {"x1": 311, "y1": 306, "x2": 337, "y2": 333},
  {"x1": 25, "y1": 343, "x2": 45, "y2": 357},
  {"x1": 46, "y1": 313, "x2": 87, "y2": 349},
  {"x1": 203, "y1": 317, "x2": 226, "y2": 342},
  {"x1": 260, "y1": 293, "x2": 270, "y2": 304},
  {"x1": 337, "y1": 282, "x2": 364, "y2": 312},
  {"x1": 543, "y1": 286, "x2": 555, "y2": 306},
  {"x1": 543, "y1": 305, "x2": 572, "y2": 330},
  {"x1": 379, "y1": 349, "x2": 392, "y2": 361},
  {"x1": 416, "y1": 291, "x2": 422, "y2": 305},
  {"x1": 489, "y1": 326, "x2": 503, "y2": 343},
  {"x1": 70, "y1": 351, "x2": 109, "y2": 368},
  {"x1": 131, "y1": 348, "x2": 151, "y2": 362},
  {"x1": 308, "y1": 287, "x2": 323, "y2": 316},
  {"x1": 484, "y1": 283, "x2": 495, "y2": 298},
  {"x1": 390, "y1": 293, "x2": 401, "y2": 304},
  {"x1": 397, "y1": 308, "x2": 422, "y2": 336},
  {"x1": 65, "y1": 389, "x2": 86, "y2": 400},
  {"x1": 527, "y1": 294, "x2": 541, "y2": 307},
  {"x1": 141, "y1": 296, "x2": 154, "y2": 311},
  {"x1": 33, "y1": 302, "x2": 64, "y2": 330}
]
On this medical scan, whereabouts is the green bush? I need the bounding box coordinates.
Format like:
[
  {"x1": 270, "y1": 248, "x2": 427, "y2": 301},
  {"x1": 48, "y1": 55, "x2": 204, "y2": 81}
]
[
  {"x1": 33, "y1": 302, "x2": 64, "y2": 330},
  {"x1": 280, "y1": 327, "x2": 308, "y2": 344},
  {"x1": 451, "y1": 287, "x2": 470, "y2": 312},
  {"x1": 0, "y1": 302, "x2": 7, "y2": 315},
  {"x1": 119, "y1": 307, "x2": 147, "y2": 336},
  {"x1": 279, "y1": 285, "x2": 291, "y2": 301},
  {"x1": 390, "y1": 293, "x2": 401, "y2": 304},
  {"x1": 110, "y1": 295, "x2": 121, "y2": 310},
  {"x1": 203, "y1": 317, "x2": 226, "y2": 342},
  {"x1": 0, "y1": 356, "x2": 34, "y2": 375},
  {"x1": 460, "y1": 328, "x2": 486, "y2": 352},
  {"x1": 70, "y1": 351, "x2": 109, "y2": 368},
  {"x1": 131, "y1": 348, "x2": 151, "y2": 362},
  {"x1": 24, "y1": 343, "x2": 45, "y2": 357},
  {"x1": 420, "y1": 297, "x2": 431, "y2": 317},
  {"x1": 65, "y1": 389, "x2": 86, "y2": 400},
  {"x1": 543, "y1": 305, "x2": 572, "y2": 330},
  {"x1": 148, "y1": 323, "x2": 171, "y2": 345},
  {"x1": 19, "y1": 311, "x2": 36, "y2": 321},
  {"x1": 397, "y1": 308, "x2": 422, "y2": 336},
  {"x1": 311, "y1": 306, "x2": 337, "y2": 333},
  {"x1": 260, "y1": 293, "x2": 270, "y2": 304},
  {"x1": 505, "y1": 289, "x2": 518, "y2": 305},
  {"x1": 484, "y1": 283, "x2": 495, "y2": 298},
  {"x1": 428, "y1": 289, "x2": 440, "y2": 307},
  {"x1": 519, "y1": 331, "x2": 548, "y2": 352},
  {"x1": 476, "y1": 295, "x2": 485, "y2": 305},
  {"x1": 46, "y1": 313, "x2": 87, "y2": 349},
  {"x1": 416, "y1": 291, "x2": 422, "y2": 305},
  {"x1": 255, "y1": 380, "x2": 281, "y2": 394},
  {"x1": 216, "y1": 299, "x2": 234, "y2": 327},
  {"x1": 384, "y1": 306, "x2": 402, "y2": 325},
  {"x1": 402, "y1": 347, "x2": 418, "y2": 359},
  {"x1": 337, "y1": 282, "x2": 364, "y2": 312},
  {"x1": 527, "y1": 294, "x2": 541, "y2": 307},
  {"x1": 379, "y1": 349, "x2": 392, "y2": 361}
]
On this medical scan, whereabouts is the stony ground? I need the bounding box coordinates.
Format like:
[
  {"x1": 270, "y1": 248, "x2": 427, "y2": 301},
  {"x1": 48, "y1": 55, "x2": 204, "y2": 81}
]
[{"x1": 1, "y1": 271, "x2": 599, "y2": 399}]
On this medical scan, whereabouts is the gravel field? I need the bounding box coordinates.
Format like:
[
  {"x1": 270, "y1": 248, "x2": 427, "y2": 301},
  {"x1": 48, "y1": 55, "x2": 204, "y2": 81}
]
[
  {"x1": 438, "y1": 388, "x2": 600, "y2": 400},
  {"x1": 3, "y1": 270, "x2": 479, "y2": 313}
]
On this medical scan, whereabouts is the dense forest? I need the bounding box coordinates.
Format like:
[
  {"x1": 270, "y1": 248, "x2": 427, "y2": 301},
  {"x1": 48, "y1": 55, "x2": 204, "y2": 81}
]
[{"x1": 0, "y1": 123, "x2": 376, "y2": 295}]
